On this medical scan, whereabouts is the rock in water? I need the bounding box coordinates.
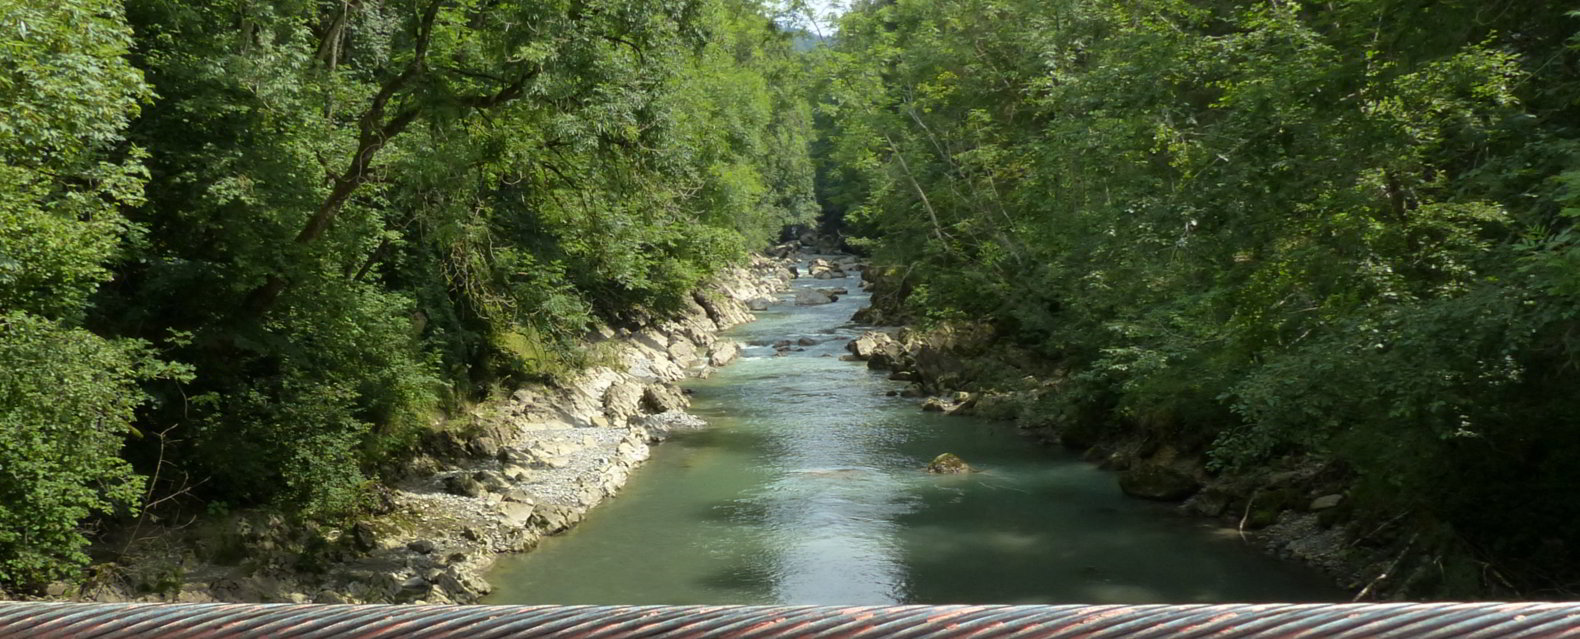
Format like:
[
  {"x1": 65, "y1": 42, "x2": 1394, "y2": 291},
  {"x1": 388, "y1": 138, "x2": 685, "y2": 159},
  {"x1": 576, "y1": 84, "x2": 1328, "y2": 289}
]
[
  {"x1": 795, "y1": 288, "x2": 834, "y2": 305},
  {"x1": 926, "y1": 452, "x2": 973, "y2": 474},
  {"x1": 1117, "y1": 465, "x2": 1201, "y2": 501},
  {"x1": 847, "y1": 331, "x2": 894, "y2": 358},
  {"x1": 707, "y1": 340, "x2": 741, "y2": 367}
]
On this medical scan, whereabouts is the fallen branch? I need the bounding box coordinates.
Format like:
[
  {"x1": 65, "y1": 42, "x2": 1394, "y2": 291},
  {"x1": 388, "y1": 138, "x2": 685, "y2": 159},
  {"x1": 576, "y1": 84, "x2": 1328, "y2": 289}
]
[
  {"x1": 1238, "y1": 490, "x2": 1258, "y2": 543},
  {"x1": 1353, "y1": 532, "x2": 1420, "y2": 601}
]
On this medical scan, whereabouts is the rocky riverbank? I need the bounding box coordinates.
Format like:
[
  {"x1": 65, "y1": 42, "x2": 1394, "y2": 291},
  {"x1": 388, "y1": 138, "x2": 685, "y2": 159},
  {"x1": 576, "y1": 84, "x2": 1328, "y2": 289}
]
[
  {"x1": 839, "y1": 270, "x2": 1422, "y2": 600},
  {"x1": 48, "y1": 255, "x2": 795, "y2": 605}
]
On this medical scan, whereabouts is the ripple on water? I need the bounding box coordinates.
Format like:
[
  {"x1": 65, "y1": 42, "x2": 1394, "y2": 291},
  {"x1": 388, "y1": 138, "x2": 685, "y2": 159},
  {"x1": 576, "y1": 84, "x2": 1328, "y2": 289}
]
[{"x1": 483, "y1": 270, "x2": 1341, "y2": 605}]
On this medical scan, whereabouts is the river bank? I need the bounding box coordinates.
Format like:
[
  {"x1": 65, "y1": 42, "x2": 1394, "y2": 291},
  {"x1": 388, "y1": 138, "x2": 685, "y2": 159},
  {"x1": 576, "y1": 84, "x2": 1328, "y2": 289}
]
[
  {"x1": 479, "y1": 254, "x2": 1336, "y2": 604},
  {"x1": 840, "y1": 268, "x2": 1433, "y2": 601},
  {"x1": 36, "y1": 254, "x2": 799, "y2": 605}
]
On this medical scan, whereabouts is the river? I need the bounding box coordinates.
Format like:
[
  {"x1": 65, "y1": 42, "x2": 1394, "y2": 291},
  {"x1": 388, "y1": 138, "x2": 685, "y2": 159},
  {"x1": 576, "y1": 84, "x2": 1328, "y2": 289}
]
[{"x1": 483, "y1": 259, "x2": 1339, "y2": 605}]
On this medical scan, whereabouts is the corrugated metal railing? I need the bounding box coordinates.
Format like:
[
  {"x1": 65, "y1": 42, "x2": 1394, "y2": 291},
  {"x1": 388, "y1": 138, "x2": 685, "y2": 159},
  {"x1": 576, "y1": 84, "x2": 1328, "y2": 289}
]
[{"x1": 1, "y1": 602, "x2": 1578, "y2": 638}]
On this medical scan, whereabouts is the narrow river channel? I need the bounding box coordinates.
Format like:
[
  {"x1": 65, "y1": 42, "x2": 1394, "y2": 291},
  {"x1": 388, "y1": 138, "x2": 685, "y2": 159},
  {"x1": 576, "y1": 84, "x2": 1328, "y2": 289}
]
[{"x1": 484, "y1": 258, "x2": 1340, "y2": 605}]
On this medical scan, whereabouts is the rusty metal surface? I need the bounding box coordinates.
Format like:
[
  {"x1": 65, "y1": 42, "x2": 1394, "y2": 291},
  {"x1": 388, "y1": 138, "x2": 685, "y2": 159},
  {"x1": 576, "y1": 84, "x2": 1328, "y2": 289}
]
[{"x1": 1, "y1": 603, "x2": 1578, "y2": 639}]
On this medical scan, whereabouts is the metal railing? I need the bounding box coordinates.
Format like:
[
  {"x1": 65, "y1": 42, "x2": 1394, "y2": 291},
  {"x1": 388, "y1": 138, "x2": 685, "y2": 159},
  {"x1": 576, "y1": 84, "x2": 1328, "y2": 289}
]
[{"x1": 2, "y1": 602, "x2": 1578, "y2": 638}]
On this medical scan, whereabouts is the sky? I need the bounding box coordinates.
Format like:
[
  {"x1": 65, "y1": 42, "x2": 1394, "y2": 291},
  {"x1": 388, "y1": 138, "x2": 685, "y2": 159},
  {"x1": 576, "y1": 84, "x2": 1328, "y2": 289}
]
[{"x1": 782, "y1": 0, "x2": 845, "y2": 37}]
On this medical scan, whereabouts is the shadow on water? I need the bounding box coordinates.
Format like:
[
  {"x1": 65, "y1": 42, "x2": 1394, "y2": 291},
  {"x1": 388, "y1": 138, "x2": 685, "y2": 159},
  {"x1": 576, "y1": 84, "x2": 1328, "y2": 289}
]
[
  {"x1": 483, "y1": 262, "x2": 1342, "y2": 605},
  {"x1": 698, "y1": 497, "x2": 771, "y2": 526},
  {"x1": 694, "y1": 561, "x2": 778, "y2": 595},
  {"x1": 670, "y1": 425, "x2": 770, "y2": 456}
]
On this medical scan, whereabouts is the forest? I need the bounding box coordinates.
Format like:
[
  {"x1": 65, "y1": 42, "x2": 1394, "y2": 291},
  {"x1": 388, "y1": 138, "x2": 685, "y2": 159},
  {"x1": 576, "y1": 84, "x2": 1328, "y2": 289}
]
[
  {"x1": 817, "y1": 0, "x2": 1580, "y2": 595},
  {"x1": 1, "y1": 0, "x2": 816, "y2": 589},
  {"x1": 3, "y1": 0, "x2": 1579, "y2": 598}
]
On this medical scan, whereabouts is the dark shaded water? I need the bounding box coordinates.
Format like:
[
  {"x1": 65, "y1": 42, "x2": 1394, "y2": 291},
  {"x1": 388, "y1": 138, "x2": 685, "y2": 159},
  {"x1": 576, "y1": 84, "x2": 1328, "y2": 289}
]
[{"x1": 484, "y1": 261, "x2": 1339, "y2": 604}]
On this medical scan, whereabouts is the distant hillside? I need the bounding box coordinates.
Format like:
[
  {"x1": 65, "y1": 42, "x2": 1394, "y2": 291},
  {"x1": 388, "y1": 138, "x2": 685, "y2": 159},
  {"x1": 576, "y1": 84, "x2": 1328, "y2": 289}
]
[{"x1": 791, "y1": 30, "x2": 833, "y2": 52}]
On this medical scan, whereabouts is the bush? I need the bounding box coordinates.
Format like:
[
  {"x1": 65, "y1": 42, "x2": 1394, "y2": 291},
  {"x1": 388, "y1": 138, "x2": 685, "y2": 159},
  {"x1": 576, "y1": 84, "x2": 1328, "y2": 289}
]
[{"x1": 0, "y1": 314, "x2": 181, "y2": 588}]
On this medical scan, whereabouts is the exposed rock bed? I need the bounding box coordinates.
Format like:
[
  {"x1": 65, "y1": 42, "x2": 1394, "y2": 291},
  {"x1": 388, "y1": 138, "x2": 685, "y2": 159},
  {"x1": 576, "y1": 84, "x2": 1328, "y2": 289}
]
[{"x1": 60, "y1": 256, "x2": 793, "y2": 605}]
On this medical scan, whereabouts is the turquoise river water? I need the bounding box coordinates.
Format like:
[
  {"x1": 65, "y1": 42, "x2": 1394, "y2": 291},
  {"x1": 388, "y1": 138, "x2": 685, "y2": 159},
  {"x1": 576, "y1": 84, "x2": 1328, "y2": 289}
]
[{"x1": 483, "y1": 262, "x2": 1340, "y2": 605}]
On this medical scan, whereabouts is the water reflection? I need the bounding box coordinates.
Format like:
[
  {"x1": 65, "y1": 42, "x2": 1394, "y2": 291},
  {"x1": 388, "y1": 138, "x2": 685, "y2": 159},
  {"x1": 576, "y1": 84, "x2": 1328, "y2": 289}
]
[
  {"x1": 482, "y1": 258, "x2": 1340, "y2": 605},
  {"x1": 755, "y1": 467, "x2": 912, "y2": 604}
]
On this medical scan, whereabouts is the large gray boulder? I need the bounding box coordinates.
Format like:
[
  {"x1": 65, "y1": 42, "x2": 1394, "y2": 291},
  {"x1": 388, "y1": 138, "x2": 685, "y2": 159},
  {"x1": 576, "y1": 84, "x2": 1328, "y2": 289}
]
[
  {"x1": 847, "y1": 332, "x2": 894, "y2": 359},
  {"x1": 442, "y1": 474, "x2": 486, "y2": 498},
  {"x1": 1118, "y1": 465, "x2": 1201, "y2": 501},
  {"x1": 806, "y1": 258, "x2": 846, "y2": 280},
  {"x1": 707, "y1": 340, "x2": 742, "y2": 367},
  {"x1": 641, "y1": 383, "x2": 689, "y2": 413},
  {"x1": 795, "y1": 288, "x2": 835, "y2": 305}
]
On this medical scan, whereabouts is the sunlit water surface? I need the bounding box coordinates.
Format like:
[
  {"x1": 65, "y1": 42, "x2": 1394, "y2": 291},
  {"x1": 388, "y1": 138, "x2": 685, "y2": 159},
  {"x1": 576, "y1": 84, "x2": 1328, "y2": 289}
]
[{"x1": 484, "y1": 260, "x2": 1339, "y2": 604}]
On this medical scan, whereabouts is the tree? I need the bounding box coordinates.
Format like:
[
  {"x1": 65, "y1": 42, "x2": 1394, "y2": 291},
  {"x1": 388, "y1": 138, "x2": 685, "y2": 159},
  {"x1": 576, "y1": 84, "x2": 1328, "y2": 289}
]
[
  {"x1": 820, "y1": 0, "x2": 1580, "y2": 594},
  {"x1": 0, "y1": 0, "x2": 185, "y2": 588}
]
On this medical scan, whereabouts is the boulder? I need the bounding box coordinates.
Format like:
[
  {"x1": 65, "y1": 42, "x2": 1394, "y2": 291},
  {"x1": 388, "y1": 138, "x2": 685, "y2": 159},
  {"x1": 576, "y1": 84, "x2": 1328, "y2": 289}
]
[
  {"x1": 1184, "y1": 487, "x2": 1233, "y2": 517},
  {"x1": 639, "y1": 411, "x2": 707, "y2": 441},
  {"x1": 945, "y1": 393, "x2": 979, "y2": 415},
  {"x1": 398, "y1": 574, "x2": 430, "y2": 597},
  {"x1": 1309, "y1": 494, "x2": 1344, "y2": 511},
  {"x1": 866, "y1": 343, "x2": 909, "y2": 370},
  {"x1": 473, "y1": 470, "x2": 510, "y2": 493},
  {"x1": 602, "y1": 381, "x2": 644, "y2": 424},
  {"x1": 926, "y1": 453, "x2": 973, "y2": 474},
  {"x1": 795, "y1": 288, "x2": 835, "y2": 305},
  {"x1": 313, "y1": 591, "x2": 351, "y2": 604},
  {"x1": 765, "y1": 242, "x2": 798, "y2": 258},
  {"x1": 641, "y1": 384, "x2": 689, "y2": 413},
  {"x1": 530, "y1": 503, "x2": 582, "y2": 533},
  {"x1": 796, "y1": 337, "x2": 819, "y2": 346},
  {"x1": 666, "y1": 339, "x2": 699, "y2": 367},
  {"x1": 746, "y1": 296, "x2": 775, "y2": 311},
  {"x1": 499, "y1": 501, "x2": 535, "y2": 527},
  {"x1": 351, "y1": 521, "x2": 379, "y2": 552},
  {"x1": 1118, "y1": 465, "x2": 1201, "y2": 501},
  {"x1": 442, "y1": 475, "x2": 486, "y2": 498},
  {"x1": 707, "y1": 341, "x2": 741, "y2": 367},
  {"x1": 806, "y1": 258, "x2": 847, "y2": 280},
  {"x1": 847, "y1": 332, "x2": 894, "y2": 359},
  {"x1": 921, "y1": 397, "x2": 949, "y2": 412},
  {"x1": 466, "y1": 436, "x2": 502, "y2": 460}
]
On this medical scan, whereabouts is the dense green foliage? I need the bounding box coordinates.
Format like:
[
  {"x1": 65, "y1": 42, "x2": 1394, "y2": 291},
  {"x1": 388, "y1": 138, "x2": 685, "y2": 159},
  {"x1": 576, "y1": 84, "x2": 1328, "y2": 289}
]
[
  {"x1": 0, "y1": 0, "x2": 814, "y2": 590},
  {"x1": 820, "y1": 0, "x2": 1580, "y2": 593},
  {"x1": 8, "y1": 0, "x2": 1579, "y2": 598},
  {"x1": 0, "y1": 0, "x2": 187, "y2": 587}
]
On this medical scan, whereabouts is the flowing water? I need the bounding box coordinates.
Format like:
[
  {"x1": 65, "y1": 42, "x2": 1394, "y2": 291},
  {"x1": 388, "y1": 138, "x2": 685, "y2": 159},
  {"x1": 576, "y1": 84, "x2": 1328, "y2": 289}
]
[{"x1": 484, "y1": 260, "x2": 1339, "y2": 605}]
